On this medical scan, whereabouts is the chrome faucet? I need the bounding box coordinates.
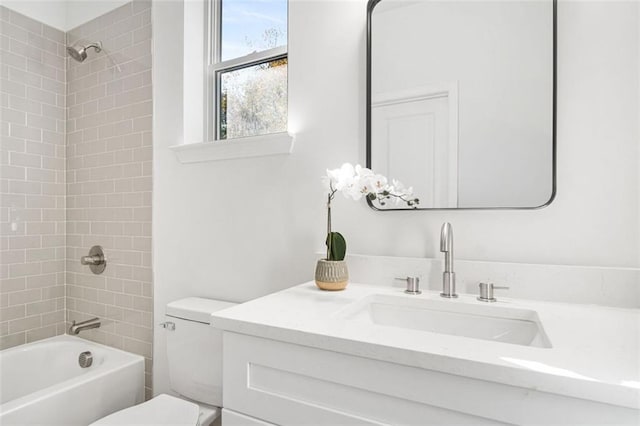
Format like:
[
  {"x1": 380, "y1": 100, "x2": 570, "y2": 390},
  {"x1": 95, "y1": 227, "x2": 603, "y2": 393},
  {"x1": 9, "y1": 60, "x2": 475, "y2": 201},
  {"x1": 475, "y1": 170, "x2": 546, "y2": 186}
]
[
  {"x1": 69, "y1": 317, "x2": 101, "y2": 335},
  {"x1": 440, "y1": 222, "x2": 457, "y2": 298}
]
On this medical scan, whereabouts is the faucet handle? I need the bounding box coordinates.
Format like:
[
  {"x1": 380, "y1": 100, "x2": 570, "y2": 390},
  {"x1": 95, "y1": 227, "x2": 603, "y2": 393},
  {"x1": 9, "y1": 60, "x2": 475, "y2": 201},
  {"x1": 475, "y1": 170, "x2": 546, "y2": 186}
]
[
  {"x1": 395, "y1": 277, "x2": 421, "y2": 295},
  {"x1": 477, "y1": 282, "x2": 509, "y2": 302}
]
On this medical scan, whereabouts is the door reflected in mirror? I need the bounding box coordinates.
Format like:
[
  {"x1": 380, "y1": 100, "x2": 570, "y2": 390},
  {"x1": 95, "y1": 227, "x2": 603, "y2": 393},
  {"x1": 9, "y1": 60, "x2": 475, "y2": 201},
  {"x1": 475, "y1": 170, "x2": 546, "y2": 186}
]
[{"x1": 367, "y1": 0, "x2": 556, "y2": 210}]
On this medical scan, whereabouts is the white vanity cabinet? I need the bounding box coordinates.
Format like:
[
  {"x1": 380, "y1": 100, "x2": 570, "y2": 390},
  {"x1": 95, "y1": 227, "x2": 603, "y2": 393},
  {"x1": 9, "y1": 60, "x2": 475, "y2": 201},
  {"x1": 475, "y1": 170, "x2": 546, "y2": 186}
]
[
  {"x1": 214, "y1": 282, "x2": 639, "y2": 426},
  {"x1": 222, "y1": 408, "x2": 276, "y2": 426},
  {"x1": 221, "y1": 332, "x2": 638, "y2": 425}
]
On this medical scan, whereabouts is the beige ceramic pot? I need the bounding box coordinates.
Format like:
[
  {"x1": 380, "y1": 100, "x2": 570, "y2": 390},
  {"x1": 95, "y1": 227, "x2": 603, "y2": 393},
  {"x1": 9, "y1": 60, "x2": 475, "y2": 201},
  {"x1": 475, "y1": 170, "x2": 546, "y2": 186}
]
[{"x1": 314, "y1": 259, "x2": 349, "y2": 291}]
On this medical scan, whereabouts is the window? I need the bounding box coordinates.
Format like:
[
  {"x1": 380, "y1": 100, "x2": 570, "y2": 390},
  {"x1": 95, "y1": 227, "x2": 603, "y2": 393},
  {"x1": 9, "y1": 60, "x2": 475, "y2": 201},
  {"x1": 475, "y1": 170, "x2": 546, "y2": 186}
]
[{"x1": 209, "y1": 0, "x2": 288, "y2": 141}]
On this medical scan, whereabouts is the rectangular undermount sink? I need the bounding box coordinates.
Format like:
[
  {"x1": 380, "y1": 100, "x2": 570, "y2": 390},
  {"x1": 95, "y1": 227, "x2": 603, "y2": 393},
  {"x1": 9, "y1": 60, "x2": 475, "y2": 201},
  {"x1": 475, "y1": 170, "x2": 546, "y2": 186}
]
[{"x1": 336, "y1": 294, "x2": 552, "y2": 348}]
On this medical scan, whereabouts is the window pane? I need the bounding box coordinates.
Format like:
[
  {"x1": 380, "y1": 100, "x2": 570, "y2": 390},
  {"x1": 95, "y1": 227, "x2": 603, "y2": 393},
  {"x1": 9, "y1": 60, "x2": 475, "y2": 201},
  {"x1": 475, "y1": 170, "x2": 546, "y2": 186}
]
[
  {"x1": 221, "y1": 0, "x2": 288, "y2": 61},
  {"x1": 219, "y1": 58, "x2": 287, "y2": 139}
]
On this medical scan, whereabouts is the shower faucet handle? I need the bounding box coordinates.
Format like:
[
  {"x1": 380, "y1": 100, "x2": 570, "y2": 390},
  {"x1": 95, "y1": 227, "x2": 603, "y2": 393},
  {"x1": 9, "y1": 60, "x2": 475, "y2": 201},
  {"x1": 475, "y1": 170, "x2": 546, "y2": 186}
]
[{"x1": 80, "y1": 245, "x2": 106, "y2": 275}]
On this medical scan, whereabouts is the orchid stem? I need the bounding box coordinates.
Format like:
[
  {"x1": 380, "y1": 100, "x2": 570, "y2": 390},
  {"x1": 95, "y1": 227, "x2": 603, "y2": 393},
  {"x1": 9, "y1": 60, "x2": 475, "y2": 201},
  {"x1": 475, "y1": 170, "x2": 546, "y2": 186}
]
[{"x1": 326, "y1": 193, "x2": 332, "y2": 260}]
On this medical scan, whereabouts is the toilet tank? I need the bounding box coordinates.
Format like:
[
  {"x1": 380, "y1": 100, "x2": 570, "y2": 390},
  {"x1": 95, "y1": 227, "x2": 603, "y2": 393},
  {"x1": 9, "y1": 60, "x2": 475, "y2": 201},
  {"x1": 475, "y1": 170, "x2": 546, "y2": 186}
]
[{"x1": 165, "y1": 297, "x2": 237, "y2": 407}]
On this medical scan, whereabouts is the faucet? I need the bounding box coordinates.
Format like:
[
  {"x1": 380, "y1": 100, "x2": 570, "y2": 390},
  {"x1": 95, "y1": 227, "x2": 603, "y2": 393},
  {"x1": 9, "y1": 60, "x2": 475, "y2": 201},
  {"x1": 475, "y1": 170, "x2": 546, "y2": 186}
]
[
  {"x1": 440, "y1": 222, "x2": 457, "y2": 298},
  {"x1": 69, "y1": 317, "x2": 101, "y2": 335}
]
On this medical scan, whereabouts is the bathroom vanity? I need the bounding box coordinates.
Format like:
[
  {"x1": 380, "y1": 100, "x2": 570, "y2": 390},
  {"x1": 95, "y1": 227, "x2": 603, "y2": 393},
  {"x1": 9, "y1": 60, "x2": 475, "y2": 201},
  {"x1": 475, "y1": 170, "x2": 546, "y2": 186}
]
[{"x1": 212, "y1": 282, "x2": 639, "y2": 425}]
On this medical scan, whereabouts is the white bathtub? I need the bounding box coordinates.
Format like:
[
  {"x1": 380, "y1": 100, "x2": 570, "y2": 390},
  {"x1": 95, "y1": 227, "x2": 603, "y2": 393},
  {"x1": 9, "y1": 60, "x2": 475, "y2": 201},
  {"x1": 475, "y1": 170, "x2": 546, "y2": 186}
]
[{"x1": 0, "y1": 334, "x2": 144, "y2": 425}]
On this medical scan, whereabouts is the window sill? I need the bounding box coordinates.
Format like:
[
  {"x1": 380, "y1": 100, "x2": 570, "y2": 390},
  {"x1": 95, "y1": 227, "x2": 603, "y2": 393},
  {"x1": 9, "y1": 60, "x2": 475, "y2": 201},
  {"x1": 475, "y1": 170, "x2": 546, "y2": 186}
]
[{"x1": 170, "y1": 132, "x2": 295, "y2": 164}]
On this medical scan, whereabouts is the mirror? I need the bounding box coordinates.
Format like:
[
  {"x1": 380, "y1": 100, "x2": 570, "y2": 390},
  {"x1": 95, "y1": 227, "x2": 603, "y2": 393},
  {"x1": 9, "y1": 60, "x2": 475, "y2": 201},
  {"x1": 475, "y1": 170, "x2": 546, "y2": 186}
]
[{"x1": 367, "y1": 0, "x2": 556, "y2": 210}]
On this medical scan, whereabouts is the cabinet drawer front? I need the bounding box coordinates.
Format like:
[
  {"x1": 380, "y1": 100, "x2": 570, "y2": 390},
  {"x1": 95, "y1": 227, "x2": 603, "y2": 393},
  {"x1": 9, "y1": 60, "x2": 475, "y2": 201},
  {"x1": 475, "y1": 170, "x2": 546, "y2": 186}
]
[
  {"x1": 223, "y1": 333, "x2": 639, "y2": 425},
  {"x1": 223, "y1": 333, "x2": 504, "y2": 425},
  {"x1": 222, "y1": 408, "x2": 277, "y2": 426}
]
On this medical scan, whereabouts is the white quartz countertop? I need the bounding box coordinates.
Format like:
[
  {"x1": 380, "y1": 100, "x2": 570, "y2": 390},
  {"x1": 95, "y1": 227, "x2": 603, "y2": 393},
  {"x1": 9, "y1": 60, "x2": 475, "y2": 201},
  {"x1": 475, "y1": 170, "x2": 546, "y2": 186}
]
[{"x1": 211, "y1": 282, "x2": 640, "y2": 410}]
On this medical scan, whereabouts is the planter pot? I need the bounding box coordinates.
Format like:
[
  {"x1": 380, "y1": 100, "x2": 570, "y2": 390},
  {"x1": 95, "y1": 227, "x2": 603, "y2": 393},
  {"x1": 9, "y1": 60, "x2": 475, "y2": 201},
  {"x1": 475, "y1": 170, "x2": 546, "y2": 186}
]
[{"x1": 315, "y1": 259, "x2": 349, "y2": 291}]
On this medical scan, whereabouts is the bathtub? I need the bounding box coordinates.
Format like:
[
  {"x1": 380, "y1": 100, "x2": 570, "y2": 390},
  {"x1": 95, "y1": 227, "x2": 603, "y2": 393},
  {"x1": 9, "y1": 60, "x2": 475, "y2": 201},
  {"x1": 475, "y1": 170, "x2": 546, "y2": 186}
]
[{"x1": 0, "y1": 334, "x2": 144, "y2": 425}]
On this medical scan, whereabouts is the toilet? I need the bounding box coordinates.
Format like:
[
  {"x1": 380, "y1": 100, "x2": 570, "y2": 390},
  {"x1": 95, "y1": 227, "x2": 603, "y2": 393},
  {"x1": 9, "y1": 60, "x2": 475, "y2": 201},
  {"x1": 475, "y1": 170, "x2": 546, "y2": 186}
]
[{"x1": 91, "y1": 297, "x2": 237, "y2": 426}]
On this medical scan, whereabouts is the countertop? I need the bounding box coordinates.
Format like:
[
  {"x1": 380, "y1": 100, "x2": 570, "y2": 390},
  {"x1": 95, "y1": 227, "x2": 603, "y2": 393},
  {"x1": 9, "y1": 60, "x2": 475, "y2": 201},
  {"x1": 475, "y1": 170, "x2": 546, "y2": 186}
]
[{"x1": 211, "y1": 281, "x2": 640, "y2": 410}]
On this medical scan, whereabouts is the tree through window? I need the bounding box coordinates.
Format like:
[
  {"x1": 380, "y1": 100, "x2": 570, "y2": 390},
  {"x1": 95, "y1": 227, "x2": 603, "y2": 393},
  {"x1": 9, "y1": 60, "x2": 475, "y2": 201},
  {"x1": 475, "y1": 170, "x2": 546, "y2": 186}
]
[{"x1": 211, "y1": 0, "x2": 288, "y2": 140}]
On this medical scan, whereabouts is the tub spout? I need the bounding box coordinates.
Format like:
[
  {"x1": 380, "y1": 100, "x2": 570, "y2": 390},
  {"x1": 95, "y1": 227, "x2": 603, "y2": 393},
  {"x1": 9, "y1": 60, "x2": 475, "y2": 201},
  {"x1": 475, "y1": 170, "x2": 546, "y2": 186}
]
[{"x1": 69, "y1": 317, "x2": 100, "y2": 335}]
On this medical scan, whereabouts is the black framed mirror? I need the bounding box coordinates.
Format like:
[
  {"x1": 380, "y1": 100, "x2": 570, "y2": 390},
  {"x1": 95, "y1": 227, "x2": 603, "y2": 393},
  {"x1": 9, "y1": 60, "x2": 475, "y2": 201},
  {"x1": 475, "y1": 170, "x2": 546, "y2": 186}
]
[{"x1": 366, "y1": 0, "x2": 556, "y2": 210}]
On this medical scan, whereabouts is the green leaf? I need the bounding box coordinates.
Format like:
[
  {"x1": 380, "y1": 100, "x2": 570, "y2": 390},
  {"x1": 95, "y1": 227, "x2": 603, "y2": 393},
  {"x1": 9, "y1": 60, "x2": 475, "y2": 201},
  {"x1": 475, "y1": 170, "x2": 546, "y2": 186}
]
[{"x1": 326, "y1": 232, "x2": 347, "y2": 261}]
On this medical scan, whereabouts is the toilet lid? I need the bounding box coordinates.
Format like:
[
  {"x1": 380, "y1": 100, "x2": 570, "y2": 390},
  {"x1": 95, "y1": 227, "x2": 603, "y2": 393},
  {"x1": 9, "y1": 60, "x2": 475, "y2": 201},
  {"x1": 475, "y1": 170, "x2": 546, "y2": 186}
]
[{"x1": 91, "y1": 394, "x2": 200, "y2": 425}]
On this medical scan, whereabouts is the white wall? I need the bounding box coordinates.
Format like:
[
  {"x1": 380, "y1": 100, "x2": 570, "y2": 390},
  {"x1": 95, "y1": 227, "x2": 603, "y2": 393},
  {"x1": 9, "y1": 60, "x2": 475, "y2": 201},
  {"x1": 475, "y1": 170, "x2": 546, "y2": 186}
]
[
  {"x1": 65, "y1": 0, "x2": 130, "y2": 30},
  {"x1": 1, "y1": 0, "x2": 129, "y2": 31},
  {"x1": 2, "y1": 0, "x2": 67, "y2": 30},
  {"x1": 152, "y1": 0, "x2": 639, "y2": 395}
]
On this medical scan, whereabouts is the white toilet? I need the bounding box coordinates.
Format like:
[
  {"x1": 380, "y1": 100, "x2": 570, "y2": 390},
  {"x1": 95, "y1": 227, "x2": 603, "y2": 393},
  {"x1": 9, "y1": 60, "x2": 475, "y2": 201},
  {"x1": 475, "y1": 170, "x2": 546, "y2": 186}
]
[{"x1": 91, "y1": 297, "x2": 237, "y2": 426}]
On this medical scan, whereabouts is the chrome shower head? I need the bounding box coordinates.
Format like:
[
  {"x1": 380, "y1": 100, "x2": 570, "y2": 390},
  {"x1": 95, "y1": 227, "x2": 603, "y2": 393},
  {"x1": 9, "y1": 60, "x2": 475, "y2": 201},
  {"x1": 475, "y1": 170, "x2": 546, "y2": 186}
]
[{"x1": 66, "y1": 41, "x2": 102, "y2": 63}]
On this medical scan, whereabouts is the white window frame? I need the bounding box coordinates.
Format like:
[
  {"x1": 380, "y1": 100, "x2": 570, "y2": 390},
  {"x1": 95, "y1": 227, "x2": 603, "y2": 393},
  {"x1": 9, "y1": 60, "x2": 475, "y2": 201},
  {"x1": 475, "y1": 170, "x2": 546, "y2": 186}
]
[{"x1": 205, "y1": 0, "x2": 289, "y2": 142}]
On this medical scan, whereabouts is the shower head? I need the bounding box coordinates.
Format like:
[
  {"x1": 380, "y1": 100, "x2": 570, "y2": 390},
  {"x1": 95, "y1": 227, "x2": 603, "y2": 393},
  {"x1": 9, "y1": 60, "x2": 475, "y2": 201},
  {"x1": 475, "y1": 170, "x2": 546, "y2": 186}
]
[{"x1": 66, "y1": 41, "x2": 102, "y2": 63}]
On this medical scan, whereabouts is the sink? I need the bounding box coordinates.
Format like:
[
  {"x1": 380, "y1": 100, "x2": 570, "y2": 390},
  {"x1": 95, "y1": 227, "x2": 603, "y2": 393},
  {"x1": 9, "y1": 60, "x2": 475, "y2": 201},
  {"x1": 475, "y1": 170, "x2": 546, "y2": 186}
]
[{"x1": 336, "y1": 294, "x2": 552, "y2": 348}]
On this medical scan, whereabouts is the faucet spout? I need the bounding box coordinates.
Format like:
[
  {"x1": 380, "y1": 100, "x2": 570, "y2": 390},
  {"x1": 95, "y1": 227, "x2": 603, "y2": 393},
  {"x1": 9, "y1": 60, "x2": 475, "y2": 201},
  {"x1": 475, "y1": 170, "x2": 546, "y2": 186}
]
[
  {"x1": 440, "y1": 222, "x2": 457, "y2": 298},
  {"x1": 69, "y1": 317, "x2": 101, "y2": 335},
  {"x1": 440, "y1": 222, "x2": 453, "y2": 271}
]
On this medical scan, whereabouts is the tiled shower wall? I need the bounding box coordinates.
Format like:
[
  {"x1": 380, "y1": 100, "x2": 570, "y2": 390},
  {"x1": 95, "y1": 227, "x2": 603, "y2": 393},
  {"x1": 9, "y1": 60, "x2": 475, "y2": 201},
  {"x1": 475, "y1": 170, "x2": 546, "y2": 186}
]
[
  {"x1": 65, "y1": 1, "x2": 153, "y2": 397},
  {"x1": 0, "y1": 8, "x2": 67, "y2": 350}
]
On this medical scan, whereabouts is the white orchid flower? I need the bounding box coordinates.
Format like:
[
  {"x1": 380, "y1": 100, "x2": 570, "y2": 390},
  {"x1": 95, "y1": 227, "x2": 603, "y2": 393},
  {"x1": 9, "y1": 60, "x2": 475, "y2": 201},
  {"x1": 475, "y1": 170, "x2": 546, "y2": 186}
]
[
  {"x1": 325, "y1": 163, "x2": 418, "y2": 207},
  {"x1": 368, "y1": 174, "x2": 388, "y2": 192},
  {"x1": 327, "y1": 163, "x2": 356, "y2": 192}
]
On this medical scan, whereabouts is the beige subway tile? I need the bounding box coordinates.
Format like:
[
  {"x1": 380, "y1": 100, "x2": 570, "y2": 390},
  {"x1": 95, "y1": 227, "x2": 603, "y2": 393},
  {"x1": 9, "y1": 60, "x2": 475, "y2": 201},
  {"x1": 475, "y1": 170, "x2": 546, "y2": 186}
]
[
  {"x1": 26, "y1": 140, "x2": 56, "y2": 157},
  {"x1": 9, "y1": 314, "x2": 41, "y2": 333},
  {"x1": 76, "y1": 273, "x2": 106, "y2": 290},
  {"x1": 113, "y1": 237, "x2": 132, "y2": 250},
  {"x1": 0, "y1": 305, "x2": 25, "y2": 322},
  {"x1": 96, "y1": 289, "x2": 116, "y2": 305},
  {"x1": 41, "y1": 285, "x2": 63, "y2": 299},
  {"x1": 26, "y1": 221, "x2": 56, "y2": 235},
  {"x1": 41, "y1": 235, "x2": 64, "y2": 247},
  {"x1": 0, "y1": 249, "x2": 25, "y2": 264},
  {"x1": 105, "y1": 222, "x2": 123, "y2": 235},
  {"x1": 83, "y1": 287, "x2": 98, "y2": 302},
  {"x1": 26, "y1": 168, "x2": 56, "y2": 182},
  {"x1": 9, "y1": 179, "x2": 41, "y2": 194},
  {"x1": 26, "y1": 273, "x2": 57, "y2": 288},
  {"x1": 1, "y1": 78, "x2": 27, "y2": 97},
  {"x1": 132, "y1": 295, "x2": 151, "y2": 312},
  {"x1": 8, "y1": 288, "x2": 41, "y2": 305},
  {"x1": 141, "y1": 282, "x2": 152, "y2": 298},
  {"x1": 0, "y1": 277, "x2": 26, "y2": 293},
  {"x1": 10, "y1": 151, "x2": 40, "y2": 168},
  {"x1": 73, "y1": 299, "x2": 106, "y2": 317},
  {"x1": 114, "y1": 293, "x2": 133, "y2": 308},
  {"x1": 25, "y1": 298, "x2": 56, "y2": 315},
  {"x1": 1, "y1": 107, "x2": 26, "y2": 125},
  {"x1": 25, "y1": 248, "x2": 56, "y2": 262},
  {"x1": 122, "y1": 280, "x2": 142, "y2": 296},
  {"x1": 67, "y1": 285, "x2": 82, "y2": 298},
  {"x1": 8, "y1": 262, "x2": 41, "y2": 278},
  {"x1": 121, "y1": 308, "x2": 142, "y2": 325},
  {"x1": 123, "y1": 337, "x2": 151, "y2": 358},
  {"x1": 25, "y1": 194, "x2": 55, "y2": 208},
  {"x1": 40, "y1": 260, "x2": 64, "y2": 274},
  {"x1": 0, "y1": 165, "x2": 25, "y2": 180},
  {"x1": 105, "y1": 305, "x2": 123, "y2": 321},
  {"x1": 0, "y1": 332, "x2": 26, "y2": 350},
  {"x1": 26, "y1": 324, "x2": 57, "y2": 342},
  {"x1": 41, "y1": 309, "x2": 64, "y2": 324}
]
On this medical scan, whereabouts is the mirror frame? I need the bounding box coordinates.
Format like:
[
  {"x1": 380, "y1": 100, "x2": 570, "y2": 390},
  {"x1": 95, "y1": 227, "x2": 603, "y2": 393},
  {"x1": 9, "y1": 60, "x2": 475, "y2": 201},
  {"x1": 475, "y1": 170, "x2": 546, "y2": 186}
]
[{"x1": 366, "y1": 0, "x2": 557, "y2": 211}]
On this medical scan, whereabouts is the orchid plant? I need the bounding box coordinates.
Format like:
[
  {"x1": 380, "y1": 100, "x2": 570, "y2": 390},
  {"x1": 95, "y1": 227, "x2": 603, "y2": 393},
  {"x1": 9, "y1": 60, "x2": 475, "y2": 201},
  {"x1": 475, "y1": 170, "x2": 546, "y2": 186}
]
[{"x1": 323, "y1": 163, "x2": 419, "y2": 261}]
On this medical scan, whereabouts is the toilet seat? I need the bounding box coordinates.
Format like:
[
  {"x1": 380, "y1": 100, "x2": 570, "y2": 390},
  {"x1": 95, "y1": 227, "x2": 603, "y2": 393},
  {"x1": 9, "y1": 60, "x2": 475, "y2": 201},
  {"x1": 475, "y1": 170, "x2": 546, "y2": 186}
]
[{"x1": 90, "y1": 394, "x2": 199, "y2": 425}]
